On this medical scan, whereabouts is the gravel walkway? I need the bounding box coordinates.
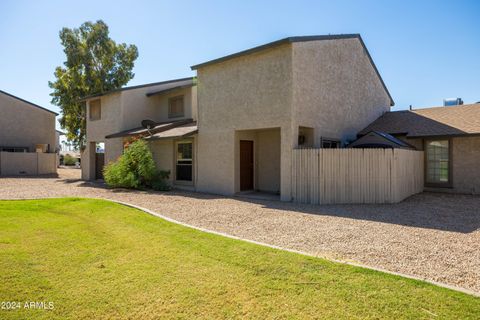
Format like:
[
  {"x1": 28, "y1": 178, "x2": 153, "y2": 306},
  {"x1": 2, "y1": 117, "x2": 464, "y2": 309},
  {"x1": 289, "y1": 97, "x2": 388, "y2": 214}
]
[{"x1": 1, "y1": 168, "x2": 479, "y2": 293}]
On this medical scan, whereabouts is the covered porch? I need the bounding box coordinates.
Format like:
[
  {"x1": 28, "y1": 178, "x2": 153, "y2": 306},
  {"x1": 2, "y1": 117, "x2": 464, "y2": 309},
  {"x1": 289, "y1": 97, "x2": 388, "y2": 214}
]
[{"x1": 234, "y1": 127, "x2": 281, "y2": 196}]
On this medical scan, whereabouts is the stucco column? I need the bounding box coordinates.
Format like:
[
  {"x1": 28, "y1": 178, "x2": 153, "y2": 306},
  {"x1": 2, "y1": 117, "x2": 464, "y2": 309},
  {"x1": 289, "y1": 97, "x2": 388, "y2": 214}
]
[{"x1": 280, "y1": 125, "x2": 297, "y2": 201}]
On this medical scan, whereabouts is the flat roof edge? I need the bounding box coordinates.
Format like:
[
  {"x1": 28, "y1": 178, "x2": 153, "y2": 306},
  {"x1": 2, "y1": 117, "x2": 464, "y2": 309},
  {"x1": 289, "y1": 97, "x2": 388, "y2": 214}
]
[{"x1": 190, "y1": 34, "x2": 360, "y2": 70}]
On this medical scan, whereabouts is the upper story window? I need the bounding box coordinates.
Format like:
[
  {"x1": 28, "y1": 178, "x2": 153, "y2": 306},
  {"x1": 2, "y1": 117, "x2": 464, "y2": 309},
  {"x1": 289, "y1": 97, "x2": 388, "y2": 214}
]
[
  {"x1": 168, "y1": 95, "x2": 184, "y2": 118},
  {"x1": 321, "y1": 138, "x2": 340, "y2": 148},
  {"x1": 89, "y1": 99, "x2": 101, "y2": 121},
  {"x1": 425, "y1": 139, "x2": 451, "y2": 187}
]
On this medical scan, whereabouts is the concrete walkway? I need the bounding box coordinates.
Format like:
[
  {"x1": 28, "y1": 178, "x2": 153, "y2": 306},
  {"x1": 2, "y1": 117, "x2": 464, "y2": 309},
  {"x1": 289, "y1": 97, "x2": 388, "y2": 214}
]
[{"x1": 1, "y1": 168, "x2": 479, "y2": 294}]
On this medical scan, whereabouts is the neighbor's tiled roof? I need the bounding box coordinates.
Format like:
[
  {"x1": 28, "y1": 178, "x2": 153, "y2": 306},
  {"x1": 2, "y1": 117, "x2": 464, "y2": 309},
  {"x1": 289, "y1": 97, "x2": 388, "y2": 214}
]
[{"x1": 359, "y1": 103, "x2": 480, "y2": 137}]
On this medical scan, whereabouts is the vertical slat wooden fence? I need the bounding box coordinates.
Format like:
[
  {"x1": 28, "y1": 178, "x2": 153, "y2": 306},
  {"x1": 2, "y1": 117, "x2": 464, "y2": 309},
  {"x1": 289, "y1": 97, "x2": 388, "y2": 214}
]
[{"x1": 292, "y1": 148, "x2": 424, "y2": 204}]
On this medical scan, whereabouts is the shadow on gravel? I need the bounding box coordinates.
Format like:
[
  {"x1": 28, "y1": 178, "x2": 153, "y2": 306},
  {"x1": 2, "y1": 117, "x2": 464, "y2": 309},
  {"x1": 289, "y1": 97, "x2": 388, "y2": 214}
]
[
  {"x1": 158, "y1": 191, "x2": 480, "y2": 233},
  {"x1": 54, "y1": 174, "x2": 480, "y2": 234}
]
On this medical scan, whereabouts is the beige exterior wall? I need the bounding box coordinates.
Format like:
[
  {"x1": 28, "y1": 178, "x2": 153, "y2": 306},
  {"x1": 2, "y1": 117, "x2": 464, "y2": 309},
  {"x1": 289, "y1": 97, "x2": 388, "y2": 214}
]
[
  {"x1": 0, "y1": 152, "x2": 56, "y2": 176},
  {"x1": 121, "y1": 86, "x2": 197, "y2": 129},
  {"x1": 148, "y1": 136, "x2": 197, "y2": 188},
  {"x1": 401, "y1": 136, "x2": 480, "y2": 194},
  {"x1": 452, "y1": 136, "x2": 480, "y2": 194},
  {"x1": 292, "y1": 39, "x2": 391, "y2": 145},
  {"x1": 256, "y1": 129, "x2": 281, "y2": 192},
  {"x1": 196, "y1": 44, "x2": 293, "y2": 198},
  {"x1": 83, "y1": 84, "x2": 196, "y2": 180},
  {"x1": 150, "y1": 139, "x2": 175, "y2": 184},
  {"x1": 0, "y1": 92, "x2": 56, "y2": 152},
  {"x1": 196, "y1": 38, "x2": 391, "y2": 200}
]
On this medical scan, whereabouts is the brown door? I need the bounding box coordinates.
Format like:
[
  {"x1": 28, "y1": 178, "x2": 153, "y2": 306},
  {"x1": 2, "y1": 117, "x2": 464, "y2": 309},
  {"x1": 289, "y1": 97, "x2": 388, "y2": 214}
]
[
  {"x1": 95, "y1": 153, "x2": 105, "y2": 180},
  {"x1": 240, "y1": 140, "x2": 254, "y2": 191}
]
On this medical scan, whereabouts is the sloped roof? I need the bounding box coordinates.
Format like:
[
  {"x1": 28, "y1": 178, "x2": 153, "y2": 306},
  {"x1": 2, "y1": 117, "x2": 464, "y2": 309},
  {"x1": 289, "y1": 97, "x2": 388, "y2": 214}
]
[
  {"x1": 146, "y1": 82, "x2": 195, "y2": 97},
  {"x1": 145, "y1": 121, "x2": 197, "y2": 140},
  {"x1": 348, "y1": 131, "x2": 415, "y2": 149},
  {"x1": 80, "y1": 77, "x2": 194, "y2": 101},
  {"x1": 105, "y1": 119, "x2": 193, "y2": 139},
  {"x1": 0, "y1": 89, "x2": 58, "y2": 115},
  {"x1": 190, "y1": 34, "x2": 394, "y2": 106},
  {"x1": 359, "y1": 103, "x2": 480, "y2": 138}
]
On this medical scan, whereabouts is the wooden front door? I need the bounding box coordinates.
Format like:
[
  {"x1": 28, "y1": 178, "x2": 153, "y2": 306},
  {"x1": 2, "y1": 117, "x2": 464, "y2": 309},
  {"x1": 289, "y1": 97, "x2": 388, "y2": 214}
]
[
  {"x1": 95, "y1": 153, "x2": 105, "y2": 180},
  {"x1": 240, "y1": 140, "x2": 254, "y2": 191}
]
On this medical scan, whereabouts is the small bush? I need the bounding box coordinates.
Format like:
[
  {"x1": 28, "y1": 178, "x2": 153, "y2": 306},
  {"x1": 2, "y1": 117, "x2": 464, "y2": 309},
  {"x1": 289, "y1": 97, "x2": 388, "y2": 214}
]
[
  {"x1": 103, "y1": 140, "x2": 157, "y2": 189},
  {"x1": 63, "y1": 154, "x2": 77, "y2": 166},
  {"x1": 151, "y1": 170, "x2": 171, "y2": 191}
]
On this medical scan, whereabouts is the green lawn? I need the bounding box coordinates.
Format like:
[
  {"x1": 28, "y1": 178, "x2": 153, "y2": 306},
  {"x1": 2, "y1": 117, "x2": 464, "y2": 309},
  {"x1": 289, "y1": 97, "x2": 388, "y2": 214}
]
[{"x1": 0, "y1": 198, "x2": 478, "y2": 319}]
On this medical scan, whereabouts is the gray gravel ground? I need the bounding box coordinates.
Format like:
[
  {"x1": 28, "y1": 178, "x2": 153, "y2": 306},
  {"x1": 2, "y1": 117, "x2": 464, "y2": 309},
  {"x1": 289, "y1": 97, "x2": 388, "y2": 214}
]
[{"x1": 1, "y1": 168, "x2": 479, "y2": 293}]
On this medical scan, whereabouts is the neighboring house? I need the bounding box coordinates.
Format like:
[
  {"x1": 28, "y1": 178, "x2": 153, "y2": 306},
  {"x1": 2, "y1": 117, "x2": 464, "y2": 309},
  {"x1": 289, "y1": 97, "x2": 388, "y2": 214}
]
[
  {"x1": 81, "y1": 78, "x2": 197, "y2": 181},
  {"x1": 0, "y1": 90, "x2": 58, "y2": 175},
  {"x1": 347, "y1": 131, "x2": 416, "y2": 149},
  {"x1": 358, "y1": 103, "x2": 480, "y2": 194},
  {"x1": 0, "y1": 90, "x2": 57, "y2": 153},
  {"x1": 81, "y1": 34, "x2": 392, "y2": 201}
]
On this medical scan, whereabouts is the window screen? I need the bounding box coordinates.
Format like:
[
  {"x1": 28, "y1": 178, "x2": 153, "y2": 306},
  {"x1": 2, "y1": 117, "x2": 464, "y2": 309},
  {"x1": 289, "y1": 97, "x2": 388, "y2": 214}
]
[
  {"x1": 426, "y1": 140, "x2": 449, "y2": 184},
  {"x1": 89, "y1": 99, "x2": 101, "y2": 121},
  {"x1": 322, "y1": 139, "x2": 340, "y2": 148},
  {"x1": 169, "y1": 96, "x2": 184, "y2": 118},
  {"x1": 176, "y1": 142, "x2": 193, "y2": 181}
]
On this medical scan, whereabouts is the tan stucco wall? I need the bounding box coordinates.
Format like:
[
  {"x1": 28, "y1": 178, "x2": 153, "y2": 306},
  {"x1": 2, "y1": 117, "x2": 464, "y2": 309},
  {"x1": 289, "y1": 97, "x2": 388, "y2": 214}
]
[
  {"x1": 452, "y1": 136, "x2": 480, "y2": 194},
  {"x1": 256, "y1": 129, "x2": 281, "y2": 192},
  {"x1": 150, "y1": 139, "x2": 175, "y2": 184},
  {"x1": 0, "y1": 92, "x2": 56, "y2": 152},
  {"x1": 121, "y1": 86, "x2": 197, "y2": 129},
  {"x1": 149, "y1": 136, "x2": 197, "y2": 187},
  {"x1": 0, "y1": 152, "x2": 56, "y2": 176},
  {"x1": 83, "y1": 85, "x2": 196, "y2": 180},
  {"x1": 196, "y1": 44, "x2": 293, "y2": 198},
  {"x1": 401, "y1": 136, "x2": 480, "y2": 194},
  {"x1": 292, "y1": 39, "x2": 391, "y2": 145},
  {"x1": 196, "y1": 38, "x2": 391, "y2": 200}
]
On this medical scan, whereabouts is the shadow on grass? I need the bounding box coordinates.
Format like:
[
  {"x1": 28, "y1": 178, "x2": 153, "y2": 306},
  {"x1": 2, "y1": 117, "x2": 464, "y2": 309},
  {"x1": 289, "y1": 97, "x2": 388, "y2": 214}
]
[{"x1": 54, "y1": 175, "x2": 480, "y2": 233}]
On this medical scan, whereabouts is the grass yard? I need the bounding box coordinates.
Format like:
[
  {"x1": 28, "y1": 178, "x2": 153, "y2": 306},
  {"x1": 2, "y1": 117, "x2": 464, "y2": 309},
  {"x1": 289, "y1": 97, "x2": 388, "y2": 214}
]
[{"x1": 0, "y1": 198, "x2": 478, "y2": 319}]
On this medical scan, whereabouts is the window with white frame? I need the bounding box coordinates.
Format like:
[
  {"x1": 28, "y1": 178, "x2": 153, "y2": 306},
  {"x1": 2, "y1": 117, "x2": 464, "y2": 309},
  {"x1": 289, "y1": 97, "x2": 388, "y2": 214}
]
[
  {"x1": 169, "y1": 95, "x2": 184, "y2": 118},
  {"x1": 321, "y1": 138, "x2": 340, "y2": 148},
  {"x1": 89, "y1": 99, "x2": 101, "y2": 121},
  {"x1": 175, "y1": 141, "x2": 193, "y2": 182},
  {"x1": 426, "y1": 139, "x2": 450, "y2": 186}
]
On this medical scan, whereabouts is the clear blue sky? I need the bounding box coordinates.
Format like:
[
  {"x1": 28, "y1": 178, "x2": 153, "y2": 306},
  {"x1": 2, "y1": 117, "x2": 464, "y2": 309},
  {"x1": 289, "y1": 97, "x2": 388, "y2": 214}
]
[{"x1": 1, "y1": 0, "x2": 479, "y2": 127}]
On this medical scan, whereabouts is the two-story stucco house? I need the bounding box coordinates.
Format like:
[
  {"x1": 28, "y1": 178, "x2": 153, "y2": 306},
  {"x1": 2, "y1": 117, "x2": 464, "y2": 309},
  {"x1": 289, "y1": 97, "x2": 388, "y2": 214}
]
[
  {"x1": 81, "y1": 77, "x2": 197, "y2": 182},
  {"x1": 82, "y1": 34, "x2": 393, "y2": 201},
  {"x1": 192, "y1": 34, "x2": 393, "y2": 200}
]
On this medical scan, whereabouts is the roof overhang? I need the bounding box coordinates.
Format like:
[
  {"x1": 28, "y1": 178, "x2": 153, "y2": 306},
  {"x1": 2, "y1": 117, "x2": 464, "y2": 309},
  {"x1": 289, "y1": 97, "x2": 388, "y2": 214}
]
[
  {"x1": 105, "y1": 119, "x2": 194, "y2": 139},
  {"x1": 79, "y1": 77, "x2": 194, "y2": 102},
  {"x1": 145, "y1": 121, "x2": 198, "y2": 141},
  {"x1": 146, "y1": 84, "x2": 195, "y2": 97}
]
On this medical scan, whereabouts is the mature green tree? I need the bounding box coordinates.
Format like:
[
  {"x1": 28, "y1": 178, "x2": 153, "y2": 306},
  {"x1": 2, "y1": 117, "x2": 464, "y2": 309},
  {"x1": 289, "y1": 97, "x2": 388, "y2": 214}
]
[{"x1": 49, "y1": 20, "x2": 138, "y2": 149}]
